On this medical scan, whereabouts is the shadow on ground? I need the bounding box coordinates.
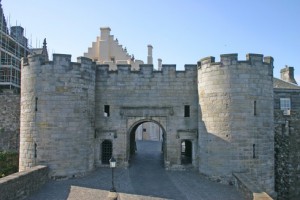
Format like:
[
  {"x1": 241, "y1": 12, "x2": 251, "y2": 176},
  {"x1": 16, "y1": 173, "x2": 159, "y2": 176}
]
[{"x1": 26, "y1": 141, "x2": 244, "y2": 200}]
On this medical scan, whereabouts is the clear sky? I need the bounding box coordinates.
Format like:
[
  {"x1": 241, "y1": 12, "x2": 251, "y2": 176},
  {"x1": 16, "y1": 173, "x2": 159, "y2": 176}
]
[{"x1": 2, "y1": 0, "x2": 300, "y2": 83}]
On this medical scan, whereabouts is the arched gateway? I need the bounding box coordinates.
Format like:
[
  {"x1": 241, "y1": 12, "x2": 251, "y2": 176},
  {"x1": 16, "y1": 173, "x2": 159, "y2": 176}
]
[{"x1": 127, "y1": 119, "x2": 166, "y2": 160}]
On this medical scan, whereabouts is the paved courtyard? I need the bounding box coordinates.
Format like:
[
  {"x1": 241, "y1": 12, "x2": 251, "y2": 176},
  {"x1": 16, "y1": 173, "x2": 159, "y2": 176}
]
[{"x1": 26, "y1": 141, "x2": 244, "y2": 200}]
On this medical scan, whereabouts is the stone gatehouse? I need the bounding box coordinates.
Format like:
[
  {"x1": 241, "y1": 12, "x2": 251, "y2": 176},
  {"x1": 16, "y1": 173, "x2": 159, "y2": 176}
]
[{"x1": 20, "y1": 51, "x2": 277, "y2": 195}]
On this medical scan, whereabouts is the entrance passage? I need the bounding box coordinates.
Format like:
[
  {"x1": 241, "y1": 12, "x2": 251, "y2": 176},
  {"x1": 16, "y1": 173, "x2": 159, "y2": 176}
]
[
  {"x1": 101, "y1": 140, "x2": 112, "y2": 164},
  {"x1": 181, "y1": 140, "x2": 192, "y2": 164},
  {"x1": 130, "y1": 140, "x2": 164, "y2": 167},
  {"x1": 129, "y1": 121, "x2": 165, "y2": 166}
]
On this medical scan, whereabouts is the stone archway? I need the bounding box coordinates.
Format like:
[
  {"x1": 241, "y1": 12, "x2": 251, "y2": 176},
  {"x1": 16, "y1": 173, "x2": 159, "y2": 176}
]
[{"x1": 127, "y1": 119, "x2": 166, "y2": 164}]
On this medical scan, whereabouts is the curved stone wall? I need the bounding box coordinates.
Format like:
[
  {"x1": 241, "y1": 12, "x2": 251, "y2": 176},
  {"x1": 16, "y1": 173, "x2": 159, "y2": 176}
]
[
  {"x1": 197, "y1": 54, "x2": 274, "y2": 193},
  {"x1": 20, "y1": 54, "x2": 95, "y2": 178}
]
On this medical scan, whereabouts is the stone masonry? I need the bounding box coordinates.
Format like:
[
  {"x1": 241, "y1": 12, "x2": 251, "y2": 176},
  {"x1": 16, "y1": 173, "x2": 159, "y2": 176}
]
[
  {"x1": 0, "y1": 90, "x2": 20, "y2": 151},
  {"x1": 274, "y1": 88, "x2": 300, "y2": 200},
  {"x1": 19, "y1": 52, "x2": 276, "y2": 196}
]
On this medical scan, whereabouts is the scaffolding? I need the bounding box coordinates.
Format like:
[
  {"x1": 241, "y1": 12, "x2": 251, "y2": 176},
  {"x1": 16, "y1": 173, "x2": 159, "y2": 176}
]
[{"x1": 0, "y1": 3, "x2": 31, "y2": 92}]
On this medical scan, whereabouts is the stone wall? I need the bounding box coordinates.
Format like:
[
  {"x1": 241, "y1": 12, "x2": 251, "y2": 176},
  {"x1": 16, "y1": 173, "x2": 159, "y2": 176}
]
[
  {"x1": 96, "y1": 64, "x2": 198, "y2": 167},
  {"x1": 0, "y1": 90, "x2": 20, "y2": 151},
  {"x1": 0, "y1": 165, "x2": 48, "y2": 200},
  {"x1": 274, "y1": 89, "x2": 300, "y2": 200}
]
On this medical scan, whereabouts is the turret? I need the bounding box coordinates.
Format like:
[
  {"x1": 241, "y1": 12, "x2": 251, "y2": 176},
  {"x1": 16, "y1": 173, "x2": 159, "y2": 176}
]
[
  {"x1": 197, "y1": 53, "x2": 275, "y2": 194},
  {"x1": 20, "y1": 54, "x2": 96, "y2": 178}
]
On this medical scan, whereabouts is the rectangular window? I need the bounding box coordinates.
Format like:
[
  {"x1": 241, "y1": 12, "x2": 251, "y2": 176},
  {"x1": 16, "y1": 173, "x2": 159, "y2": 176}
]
[
  {"x1": 280, "y1": 98, "x2": 291, "y2": 110},
  {"x1": 104, "y1": 105, "x2": 110, "y2": 117},
  {"x1": 184, "y1": 105, "x2": 190, "y2": 117},
  {"x1": 254, "y1": 101, "x2": 257, "y2": 116}
]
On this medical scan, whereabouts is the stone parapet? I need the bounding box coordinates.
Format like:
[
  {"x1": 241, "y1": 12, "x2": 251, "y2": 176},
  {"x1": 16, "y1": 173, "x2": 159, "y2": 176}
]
[
  {"x1": 0, "y1": 165, "x2": 48, "y2": 200},
  {"x1": 233, "y1": 173, "x2": 274, "y2": 200}
]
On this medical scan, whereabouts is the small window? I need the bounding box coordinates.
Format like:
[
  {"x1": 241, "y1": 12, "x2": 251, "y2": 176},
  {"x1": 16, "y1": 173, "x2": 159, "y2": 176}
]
[
  {"x1": 143, "y1": 128, "x2": 146, "y2": 132},
  {"x1": 104, "y1": 105, "x2": 110, "y2": 117},
  {"x1": 280, "y1": 98, "x2": 291, "y2": 111},
  {"x1": 254, "y1": 100, "x2": 257, "y2": 116},
  {"x1": 184, "y1": 105, "x2": 190, "y2": 117}
]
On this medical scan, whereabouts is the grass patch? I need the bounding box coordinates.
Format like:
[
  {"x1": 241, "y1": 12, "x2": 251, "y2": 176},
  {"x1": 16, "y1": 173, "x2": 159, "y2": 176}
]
[{"x1": 0, "y1": 151, "x2": 19, "y2": 178}]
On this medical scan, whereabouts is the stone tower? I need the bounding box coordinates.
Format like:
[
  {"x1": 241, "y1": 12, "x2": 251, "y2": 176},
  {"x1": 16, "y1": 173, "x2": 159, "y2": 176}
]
[
  {"x1": 19, "y1": 54, "x2": 96, "y2": 178},
  {"x1": 197, "y1": 54, "x2": 274, "y2": 194}
]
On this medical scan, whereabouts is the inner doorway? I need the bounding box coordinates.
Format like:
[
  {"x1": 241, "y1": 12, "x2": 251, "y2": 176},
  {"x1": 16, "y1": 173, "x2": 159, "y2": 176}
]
[{"x1": 181, "y1": 140, "x2": 192, "y2": 164}]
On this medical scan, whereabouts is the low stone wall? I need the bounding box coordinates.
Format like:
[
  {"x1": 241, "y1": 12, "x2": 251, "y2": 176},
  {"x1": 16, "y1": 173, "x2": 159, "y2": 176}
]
[
  {"x1": 0, "y1": 165, "x2": 48, "y2": 200},
  {"x1": 233, "y1": 173, "x2": 273, "y2": 200}
]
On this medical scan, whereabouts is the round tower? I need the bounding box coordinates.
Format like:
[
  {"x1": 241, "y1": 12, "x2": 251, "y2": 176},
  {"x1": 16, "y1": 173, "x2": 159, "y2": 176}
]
[
  {"x1": 197, "y1": 54, "x2": 274, "y2": 193},
  {"x1": 20, "y1": 54, "x2": 96, "y2": 178}
]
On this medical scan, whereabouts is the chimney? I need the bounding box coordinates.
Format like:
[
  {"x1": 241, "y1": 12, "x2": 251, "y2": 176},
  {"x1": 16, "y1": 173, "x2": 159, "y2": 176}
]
[
  {"x1": 158, "y1": 58, "x2": 162, "y2": 70},
  {"x1": 147, "y1": 45, "x2": 153, "y2": 64},
  {"x1": 100, "y1": 27, "x2": 111, "y2": 40},
  {"x1": 280, "y1": 66, "x2": 298, "y2": 85}
]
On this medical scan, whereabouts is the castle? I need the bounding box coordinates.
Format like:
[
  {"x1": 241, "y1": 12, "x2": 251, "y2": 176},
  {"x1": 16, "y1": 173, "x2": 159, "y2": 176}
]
[
  {"x1": 19, "y1": 27, "x2": 282, "y2": 195},
  {"x1": 0, "y1": 23, "x2": 299, "y2": 199}
]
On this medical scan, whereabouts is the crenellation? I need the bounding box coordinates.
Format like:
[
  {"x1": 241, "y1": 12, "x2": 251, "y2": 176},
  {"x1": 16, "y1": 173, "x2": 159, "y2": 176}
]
[
  {"x1": 53, "y1": 54, "x2": 71, "y2": 65},
  {"x1": 246, "y1": 53, "x2": 264, "y2": 63},
  {"x1": 140, "y1": 64, "x2": 153, "y2": 75},
  {"x1": 77, "y1": 56, "x2": 93, "y2": 65}
]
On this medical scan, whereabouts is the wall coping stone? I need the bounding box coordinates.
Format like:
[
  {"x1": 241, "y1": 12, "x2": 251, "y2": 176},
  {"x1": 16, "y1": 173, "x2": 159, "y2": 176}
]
[
  {"x1": 0, "y1": 165, "x2": 48, "y2": 200},
  {"x1": 233, "y1": 173, "x2": 274, "y2": 200}
]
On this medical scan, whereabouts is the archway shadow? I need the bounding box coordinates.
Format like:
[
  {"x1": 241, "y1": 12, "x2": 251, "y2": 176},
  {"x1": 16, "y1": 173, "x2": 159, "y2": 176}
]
[{"x1": 130, "y1": 140, "x2": 164, "y2": 169}]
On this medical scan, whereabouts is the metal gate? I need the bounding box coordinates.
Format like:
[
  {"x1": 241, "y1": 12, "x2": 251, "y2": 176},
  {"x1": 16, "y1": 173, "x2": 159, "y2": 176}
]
[{"x1": 101, "y1": 140, "x2": 112, "y2": 164}]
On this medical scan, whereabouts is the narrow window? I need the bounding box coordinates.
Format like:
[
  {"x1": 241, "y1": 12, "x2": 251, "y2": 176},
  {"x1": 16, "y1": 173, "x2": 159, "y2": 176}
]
[
  {"x1": 184, "y1": 105, "x2": 190, "y2": 117},
  {"x1": 104, "y1": 105, "x2": 110, "y2": 117},
  {"x1": 254, "y1": 100, "x2": 257, "y2": 116},
  {"x1": 34, "y1": 143, "x2": 37, "y2": 158},
  {"x1": 35, "y1": 97, "x2": 38, "y2": 111},
  {"x1": 253, "y1": 144, "x2": 256, "y2": 159}
]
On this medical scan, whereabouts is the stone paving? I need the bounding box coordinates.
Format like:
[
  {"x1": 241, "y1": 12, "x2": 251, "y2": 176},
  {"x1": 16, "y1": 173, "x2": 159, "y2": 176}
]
[{"x1": 25, "y1": 141, "x2": 244, "y2": 200}]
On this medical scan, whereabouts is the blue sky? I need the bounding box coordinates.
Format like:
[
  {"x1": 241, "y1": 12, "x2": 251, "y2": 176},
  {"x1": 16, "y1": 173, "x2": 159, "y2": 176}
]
[{"x1": 2, "y1": 0, "x2": 300, "y2": 83}]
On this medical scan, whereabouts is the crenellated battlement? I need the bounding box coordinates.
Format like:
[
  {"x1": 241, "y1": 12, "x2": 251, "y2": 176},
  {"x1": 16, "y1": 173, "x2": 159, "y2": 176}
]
[
  {"x1": 97, "y1": 63, "x2": 197, "y2": 76},
  {"x1": 22, "y1": 53, "x2": 197, "y2": 77},
  {"x1": 198, "y1": 53, "x2": 273, "y2": 68},
  {"x1": 22, "y1": 53, "x2": 96, "y2": 71}
]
